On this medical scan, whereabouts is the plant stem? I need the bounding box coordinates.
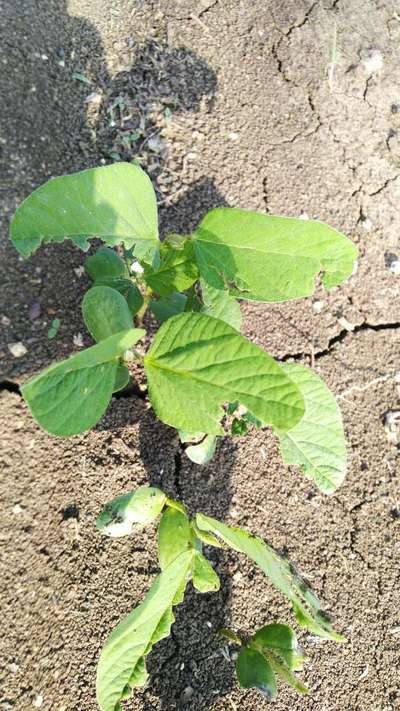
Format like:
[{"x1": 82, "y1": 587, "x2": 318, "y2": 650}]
[{"x1": 136, "y1": 287, "x2": 153, "y2": 325}]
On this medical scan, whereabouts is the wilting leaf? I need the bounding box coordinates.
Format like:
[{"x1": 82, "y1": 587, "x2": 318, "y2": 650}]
[
  {"x1": 186, "y1": 435, "x2": 217, "y2": 464},
  {"x1": 96, "y1": 486, "x2": 166, "y2": 538},
  {"x1": 196, "y1": 513, "x2": 344, "y2": 641}
]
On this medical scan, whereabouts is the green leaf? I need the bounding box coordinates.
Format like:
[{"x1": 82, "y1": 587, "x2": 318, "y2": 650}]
[
  {"x1": 96, "y1": 486, "x2": 166, "y2": 538},
  {"x1": 201, "y1": 280, "x2": 242, "y2": 331},
  {"x1": 231, "y1": 418, "x2": 248, "y2": 436},
  {"x1": 113, "y1": 364, "x2": 130, "y2": 392},
  {"x1": 236, "y1": 647, "x2": 277, "y2": 699},
  {"x1": 186, "y1": 435, "x2": 217, "y2": 465},
  {"x1": 10, "y1": 163, "x2": 159, "y2": 266},
  {"x1": 85, "y1": 246, "x2": 129, "y2": 281},
  {"x1": 96, "y1": 550, "x2": 193, "y2": 711},
  {"x1": 126, "y1": 656, "x2": 148, "y2": 690},
  {"x1": 192, "y1": 551, "x2": 220, "y2": 593},
  {"x1": 47, "y1": 318, "x2": 60, "y2": 339},
  {"x1": 276, "y1": 364, "x2": 347, "y2": 494},
  {"x1": 126, "y1": 285, "x2": 144, "y2": 315},
  {"x1": 144, "y1": 241, "x2": 199, "y2": 296},
  {"x1": 252, "y1": 624, "x2": 304, "y2": 671},
  {"x1": 144, "y1": 312, "x2": 304, "y2": 435},
  {"x1": 158, "y1": 508, "x2": 192, "y2": 570},
  {"x1": 149, "y1": 293, "x2": 187, "y2": 322},
  {"x1": 193, "y1": 208, "x2": 358, "y2": 302},
  {"x1": 21, "y1": 328, "x2": 145, "y2": 436},
  {"x1": 82, "y1": 286, "x2": 133, "y2": 342},
  {"x1": 196, "y1": 513, "x2": 344, "y2": 641}
]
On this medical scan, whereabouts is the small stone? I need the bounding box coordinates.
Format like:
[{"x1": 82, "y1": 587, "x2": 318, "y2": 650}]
[
  {"x1": 233, "y1": 571, "x2": 242, "y2": 582},
  {"x1": 337, "y1": 316, "x2": 355, "y2": 331},
  {"x1": 73, "y1": 333, "x2": 84, "y2": 348},
  {"x1": 180, "y1": 686, "x2": 194, "y2": 703},
  {"x1": 148, "y1": 136, "x2": 166, "y2": 153},
  {"x1": 390, "y1": 260, "x2": 400, "y2": 275},
  {"x1": 73, "y1": 266, "x2": 85, "y2": 278},
  {"x1": 84, "y1": 92, "x2": 102, "y2": 105},
  {"x1": 299, "y1": 211, "x2": 309, "y2": 220},
  {"x1": 12, "y1": 504, "x2": 23, "y2": 514},
  {"x1": 33, "y1": 695, "x2": 43, "y2": 708},
  {"x1": 9, "y1": 662, "x2": 19, "y2": 673},
  {"x1": 361, "y1": 48, "x2": 383, "y2": 73},
  {"x1": 312, "y1": 300, "x2": 324, "y2": 313},
  {"x1": 8, "y1": 342, "x2": 27, "y2": 358},
  {"x1": 228, "y1": 131, "x2": 240, "y2": 141},
  {"x1": 29, "y1": 302, "x2": 42, "y2": 320},
  {"x1": 1, "y1": 314, "x2": 11, "y2": 326}
]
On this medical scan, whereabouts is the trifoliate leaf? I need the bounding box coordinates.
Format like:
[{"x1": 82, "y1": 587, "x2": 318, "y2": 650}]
[
  {"x1": 144, "y1": 312, "x2": 304, "y2": 435},
  {"x1": 144, "y1": 241, "x2": 198, "y2": 296},
  {"x1": 11, "y1": 163, "x2": 159, "y2": 266},
  {"x1": 21, "y1": 328, "x2": 145, "y2": 436},
  {"x1": 276, "y1": 364, "x2": 347, "y2": 494},
  {"x1": 193, "y1": 208, "x2": 358, "y2": 302}
]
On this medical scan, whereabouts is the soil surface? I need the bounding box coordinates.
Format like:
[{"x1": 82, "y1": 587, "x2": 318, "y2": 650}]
[{"x1": 1, "y1": 1, "x2": 399, "y2": 710}]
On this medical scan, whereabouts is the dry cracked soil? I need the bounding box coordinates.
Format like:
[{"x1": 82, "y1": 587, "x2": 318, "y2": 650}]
[{"x1": 0, "y1": 1, "x2": 399, "y2": 710}]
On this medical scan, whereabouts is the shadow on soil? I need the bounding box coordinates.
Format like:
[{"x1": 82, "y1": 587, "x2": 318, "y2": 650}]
[{"x1": 2, "y1": 2, "x2": 238, "y2": 709}]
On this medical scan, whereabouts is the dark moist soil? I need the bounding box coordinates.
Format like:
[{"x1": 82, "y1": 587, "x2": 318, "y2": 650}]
[{"x1": 1, "y1": 1, "x2": 399, "y2": 710}]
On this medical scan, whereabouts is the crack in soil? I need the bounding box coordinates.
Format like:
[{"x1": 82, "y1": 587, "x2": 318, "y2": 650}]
[{"x1": 279, "y1": 319, "x2": 400, "y2": 363}]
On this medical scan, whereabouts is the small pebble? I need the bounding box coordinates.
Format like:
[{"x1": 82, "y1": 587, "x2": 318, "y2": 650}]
[
  {"x1": 73, "y1": 266, "x2": 85, "y2": 278},
  {"x1": 228, "y1": 131, "x2": 240, "y2": 141},
  {"x1": 33, "y1": 695, "x2": 43, "y2": 708},
  {"x1": 180, "y1": 686, "x2": 194, "y2": 703},
  {"x1": 1, "y1": 315, "x2": 11, "y2": 326},
  {"x1": 312, "y1": 300, "x2": 324, "y2": 313},
  {"x1": 299, "y1": 211, "x2": 309, "y2": 220},
  {"x1": 8, "y1": 342, "x2": 27, "y2": 358},
  {"x1": 389, "y1": 260, "x2": 400, "y2": 274},
  {"x1": 29, "y1": 302, "x2": 42, "y2": 320},
  {"x1": 361, "y1": 48, "x2": 383, "y2": 73},
  {"x1": 12, "y1": 504, "x2": 23, "y2": 514},
  {"x1": 9, "y1": 663, "x2": 19, "y2": 673},
  {"x1": 73, "y1": 333, "x2": 84, "y2": 348}
]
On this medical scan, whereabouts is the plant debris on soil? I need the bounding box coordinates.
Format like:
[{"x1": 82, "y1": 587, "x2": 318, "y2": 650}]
[{"x1": 1, "y1": 1, "x2": 399, "y2": 710}]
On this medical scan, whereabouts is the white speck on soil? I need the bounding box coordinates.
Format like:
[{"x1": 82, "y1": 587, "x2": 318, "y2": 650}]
[
  {"x1": 8, "y1": 342, "x2": 27, "y2": 358},
  {"x1": 337, "y1": 316, "x2": 355, "y2": 331},
  {"x1": 362, "y1": 49, "x2": 384, "y2": 73},
  {"x1": 312, "y1": 300, "x2": 324, "y2": 313},
  {"x1": 33, "y1": 694, "x2": 43, "y2": 708},
  {"x1": 228, "y1": 131, "x2": 240, "y2": 140},
  {"x1": 389, "y1": 260, "x2": 400, "y2": 274},
  {"x1": 1, "y1": 315, "x2": 11, "y2": 326},
  {"x1": 73, "y1": 266, "x2": 85, "y2": 278},
  {"x1": 299, "y1": 211, "x2": 309, "y2": 220},
  {"x1": 384, "y1": 409, "x2": 400, "y2": 444},
  {"x1": 73, "y1": 333, "x2": 84, "y2": 348},
  {"x1": 12, "y1": 504, "x2": 23, "y2": 514}
]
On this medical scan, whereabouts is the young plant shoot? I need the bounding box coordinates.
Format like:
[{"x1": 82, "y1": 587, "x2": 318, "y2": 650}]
[
  {"x1": 95, "y1": 486, "x2": 344, "y2": 710},
  {"x1": 10, "y1": 162, "x2": 357, "y2": 493},
  {"x1": 10, "y1": 163, "x2": 357, "y2": 707}
]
